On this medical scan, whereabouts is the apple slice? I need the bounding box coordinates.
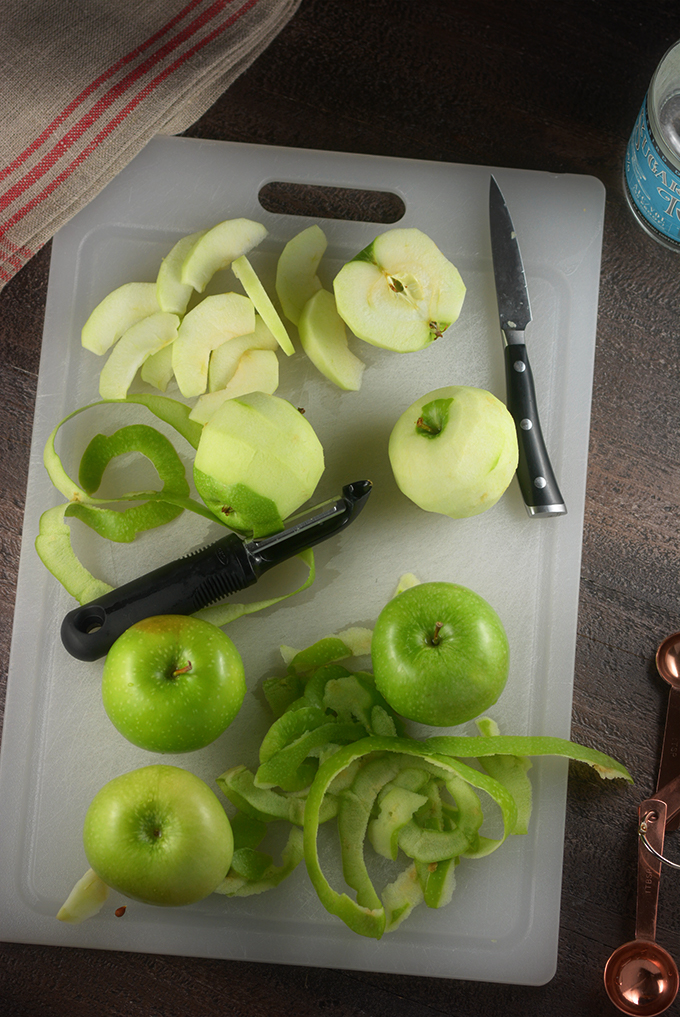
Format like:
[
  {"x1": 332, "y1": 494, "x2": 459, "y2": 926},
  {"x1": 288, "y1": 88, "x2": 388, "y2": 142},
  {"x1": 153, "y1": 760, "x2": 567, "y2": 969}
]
[
  {"x1": 99, "y1": 311, "x2": 179, "y2": 399},
  {"x1": 298, "y1": 289, "x2": 365, "y2": 391},
  {"x1": 141, "y1": 342, "x2": 174, "y2": 391},
  {"x1": 275, "y1": 224, "x2": 327, "y2": 325},
  {"x1": 172, "y1": 292, "x2": 255, "y2": 398},
  {"x1": 333, "y1": 228, "x2": 466, "y2": 353},
  {"x1": 190, "y1": 349, "x2": 280, "y2": 424},
  {"x1": 232, "y1": 255, "x2": 294, "y2": 356},
  {"x1": 82, "y1": 282, "x2": 160, "y2": 355},
  {"x1": 193, "y1": 391, "x2": 325, "y2": 536},
  {"x1": 57, "y1": 868, "x2": 110, "y2": 924},
  {"x1": 180, "y1": 218, "x2": 268, "y2": 293},
  {"x1": 208, "y1": 316, "x2": 279, "y2": 392},
  {"x1": 156, "y1": 230, "x2": 206, "y2": 314}
]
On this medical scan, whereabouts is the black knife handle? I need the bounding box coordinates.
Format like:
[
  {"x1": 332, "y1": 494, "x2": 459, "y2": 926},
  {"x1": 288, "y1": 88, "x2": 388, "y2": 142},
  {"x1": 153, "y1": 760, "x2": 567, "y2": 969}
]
[
  {"x1": 504, "y1": 343, "x2": 567, "y2": 517},
  {"x1": 61, "y1": 533, "x2": 257, "y2": 662}
]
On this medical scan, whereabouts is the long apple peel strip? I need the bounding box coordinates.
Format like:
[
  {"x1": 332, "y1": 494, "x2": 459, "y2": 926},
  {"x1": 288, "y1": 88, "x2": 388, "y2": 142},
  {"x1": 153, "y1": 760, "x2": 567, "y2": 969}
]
[{"x1": 36, "y1": 393, "x2": 316, "y2": 619}]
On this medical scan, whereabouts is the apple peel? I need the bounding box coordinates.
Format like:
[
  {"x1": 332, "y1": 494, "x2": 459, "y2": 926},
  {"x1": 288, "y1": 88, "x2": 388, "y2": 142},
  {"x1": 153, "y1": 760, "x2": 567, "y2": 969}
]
[
  {"x1": 215, "y1": 827, "x2": 304, "y2": 898},
  {"x1": 37, "y1": 395, "x2": 317, "y2": 623}
]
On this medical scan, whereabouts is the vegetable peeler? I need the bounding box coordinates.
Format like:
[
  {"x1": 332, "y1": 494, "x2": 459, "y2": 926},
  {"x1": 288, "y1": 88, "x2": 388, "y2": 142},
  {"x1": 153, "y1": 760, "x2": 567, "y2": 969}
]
[{"x1": 61, "y1": 480, "x2": 372, "y2": 662}]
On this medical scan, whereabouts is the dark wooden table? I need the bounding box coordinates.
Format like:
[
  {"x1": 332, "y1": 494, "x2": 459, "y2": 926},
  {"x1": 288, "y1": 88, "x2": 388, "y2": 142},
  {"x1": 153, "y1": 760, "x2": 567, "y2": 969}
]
[{"x1": 2, "y1": 2, "x2": 680, "y2": 1014}]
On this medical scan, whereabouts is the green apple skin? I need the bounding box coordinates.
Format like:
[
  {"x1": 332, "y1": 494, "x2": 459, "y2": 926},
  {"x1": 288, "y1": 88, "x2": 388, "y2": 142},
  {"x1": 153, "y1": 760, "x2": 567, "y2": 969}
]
[
  {"x1": 371, "y1": 582, "x2": 509, "y2": 727},
  {"x1": 83, "y1": 764, "x2": 234, "y2": 907},
  {"x1": 102, "y1": 615, "x2": 246, "y2": 753},
  {"x1": 193, "y1": 391, "x2": 325, "y2": 537},
  {"x1": 333, "y1": 228, "x2": 466, "y2": 353},
  {"x1": 388, "y1": 386, "x2": 518, "y2": 518}
]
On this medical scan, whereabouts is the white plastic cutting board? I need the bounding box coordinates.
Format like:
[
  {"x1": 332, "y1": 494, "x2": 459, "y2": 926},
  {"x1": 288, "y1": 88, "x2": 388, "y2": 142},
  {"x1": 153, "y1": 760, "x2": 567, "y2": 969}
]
[{"x1": 0, "y1": 137, "x2": 606, "y2": 985}]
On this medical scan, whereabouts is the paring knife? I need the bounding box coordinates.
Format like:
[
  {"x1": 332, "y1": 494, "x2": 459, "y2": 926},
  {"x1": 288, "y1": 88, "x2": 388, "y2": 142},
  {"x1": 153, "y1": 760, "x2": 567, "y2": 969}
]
[
  {"x1": 61, "y1": 479, "x2": 372, "y2": 662},
  {"x1": 489, "y1": 176, "x2": 567, "y2": 517}
]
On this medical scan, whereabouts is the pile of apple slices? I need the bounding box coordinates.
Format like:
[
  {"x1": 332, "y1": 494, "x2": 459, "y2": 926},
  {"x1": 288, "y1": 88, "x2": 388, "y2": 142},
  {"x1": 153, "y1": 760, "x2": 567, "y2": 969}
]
[{"x1": 81, "y1": 218, "x2": 467, "y2": 418}]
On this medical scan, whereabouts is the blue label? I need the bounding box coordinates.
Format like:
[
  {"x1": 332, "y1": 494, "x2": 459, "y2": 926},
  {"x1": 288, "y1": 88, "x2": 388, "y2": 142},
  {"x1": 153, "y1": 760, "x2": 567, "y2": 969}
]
[{"x1": 625, "y1": 95, "x2": 680, "y2": 244}]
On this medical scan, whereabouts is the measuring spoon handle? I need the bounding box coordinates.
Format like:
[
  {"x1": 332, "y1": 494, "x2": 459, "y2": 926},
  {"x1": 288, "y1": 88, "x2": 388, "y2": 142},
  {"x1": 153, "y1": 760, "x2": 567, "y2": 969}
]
[
  {"x1": 657, "y1": 688, "x2": 680, "y2": 831},
  {"x1": 636, "y1": 798, "x2": 667, "y2": 943}
]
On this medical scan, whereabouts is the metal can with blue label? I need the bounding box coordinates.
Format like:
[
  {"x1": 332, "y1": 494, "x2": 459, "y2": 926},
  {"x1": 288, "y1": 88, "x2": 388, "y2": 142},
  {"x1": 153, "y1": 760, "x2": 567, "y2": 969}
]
[{"x1": 625, "y1": 41, "x2": 680, "y2": 250}]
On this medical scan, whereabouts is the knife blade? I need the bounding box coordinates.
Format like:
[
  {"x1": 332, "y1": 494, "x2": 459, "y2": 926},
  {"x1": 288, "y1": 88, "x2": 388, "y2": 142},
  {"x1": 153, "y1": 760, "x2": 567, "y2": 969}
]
[
  {"x1": 489, "y1": 175, "x2": 567, "y2": 517},
  {"x1": 60, "y1": 479, "x2": 372, "y2": 662}
]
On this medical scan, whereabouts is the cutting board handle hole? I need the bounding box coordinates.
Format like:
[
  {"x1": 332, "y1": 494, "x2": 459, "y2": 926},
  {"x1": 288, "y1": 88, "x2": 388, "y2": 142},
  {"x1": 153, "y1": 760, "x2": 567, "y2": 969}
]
[{"x1": 258, "y1": 181, "x2": 405, "y2": 223}]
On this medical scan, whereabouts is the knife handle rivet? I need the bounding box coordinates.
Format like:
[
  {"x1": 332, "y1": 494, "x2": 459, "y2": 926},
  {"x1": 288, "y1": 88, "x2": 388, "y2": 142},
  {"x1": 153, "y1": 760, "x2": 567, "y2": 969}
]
[
  {"x1": 513, "y1": 361, "x2": 526, "y2": 373},
  {"x1": 534, "y1": 476, "x2": 547, "y2": 489},
  {"x1": 520, "y1": 418, "x2": 533, "y2": 430}
]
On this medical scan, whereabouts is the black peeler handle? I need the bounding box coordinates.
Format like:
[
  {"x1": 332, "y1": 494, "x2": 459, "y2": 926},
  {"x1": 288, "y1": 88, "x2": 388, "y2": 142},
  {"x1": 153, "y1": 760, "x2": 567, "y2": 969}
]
[
  {"x1": 60, "y1": 480, "x2": 372, "y2": 662},
  {"x1": 61, "y1": 533, "x2": 257, "y2": 662}
]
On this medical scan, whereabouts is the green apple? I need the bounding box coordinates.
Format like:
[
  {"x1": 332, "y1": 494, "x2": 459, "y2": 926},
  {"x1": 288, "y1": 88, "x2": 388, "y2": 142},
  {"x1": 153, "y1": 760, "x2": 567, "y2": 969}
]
[
  {"x1": 298, "y1": 289, "x2": 365, "y2": 391},
  {"x1": 193, "y1": 391, "x2": 325, "y2": 537},
  {"x1": 102, "y1": 615, "x2": 246, "y2": 753},
  {"x1": 190, "y1": 349, "x2": 280, "y2": 425},
  {"x1": 371, "y1": 581, "x2": 509, "y2": 727},
  {"x1": 156, "y1": 230, "x2": 206, "y2": 314},
  {"x1": 232, "y1": 255, "x2": 295, "y2": 356},
  {"x1": 333, "y1": 228, "x2": 466, "y2": 352},
  {"x1": 208, "y1": 316, "x2": 279, "y2": 392},
  {"x1": 82, "y1": 282, "x2": 160, "y2": 355},
  {"x1": 388, "y1": 386, "x2": 518, "y2": 518},
  {"x1": 98, "y1": 311, "x2": 179, "y2": 399},
  {"x1": 83, "y1": 764, "x2": 233, "y2": 906},
  {"x1": 275, "y1": 224, "x2": 327, "y2": 325},
  {"x1": 172, "y1": 292, "x2": 255, "y2": 398},
  {"x1": 180, "y1": 218, "x2": 267, "y2": 293}
]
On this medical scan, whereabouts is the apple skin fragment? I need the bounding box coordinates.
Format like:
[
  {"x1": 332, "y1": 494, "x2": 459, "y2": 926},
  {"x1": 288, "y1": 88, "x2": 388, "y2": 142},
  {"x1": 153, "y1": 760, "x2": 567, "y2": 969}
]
[{"x1": 214, "y1": 827, "x2": 304, "y2": 898}]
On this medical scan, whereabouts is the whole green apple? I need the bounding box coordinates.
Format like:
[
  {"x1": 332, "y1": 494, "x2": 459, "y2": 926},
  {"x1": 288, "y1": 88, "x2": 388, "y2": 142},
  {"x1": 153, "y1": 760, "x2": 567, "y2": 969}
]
[
  {"x1": 388, "y1": 386, "x2": 518, "y2": 518},
  {"x1": 102, "y1": 615, "x2": 246, "y2": 753},
  {"x1": 371, "y1": 581, "x2": 509, "y2": 727},
  {"x1": 83, "y1": 764, "x2": 233, "y2": 906}
]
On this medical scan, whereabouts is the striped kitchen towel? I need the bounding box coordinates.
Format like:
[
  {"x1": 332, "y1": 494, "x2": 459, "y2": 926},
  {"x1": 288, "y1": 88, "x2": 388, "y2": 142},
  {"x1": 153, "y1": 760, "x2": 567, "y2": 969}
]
[{"x1": 0, "y1": 0, "x2": 301, "y2": 290}]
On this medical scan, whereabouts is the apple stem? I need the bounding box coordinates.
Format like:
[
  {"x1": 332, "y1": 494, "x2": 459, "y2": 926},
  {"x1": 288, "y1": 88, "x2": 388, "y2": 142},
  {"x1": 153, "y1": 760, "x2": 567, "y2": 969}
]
[
  {"x1": 172, "y1": 661, "x2": 192, "y2": 677},
  {"x1": 431, "y1": 622, "x2": 444, "y2": 646},
  {"x1": 415, "y1": 415, "x2": 438, "y2": 435},
  {"x1": 429, "y1": 320, "x2": 444, "y2": 339}
]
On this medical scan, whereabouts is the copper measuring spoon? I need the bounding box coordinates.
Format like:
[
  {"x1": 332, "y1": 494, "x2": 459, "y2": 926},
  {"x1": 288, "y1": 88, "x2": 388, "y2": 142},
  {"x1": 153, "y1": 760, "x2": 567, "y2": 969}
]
[
  {"x1": 656, "y1": 633, "x2": 680, "y2": 828},
  {"x1": 604, "y1": 798, "x2": 679, "y2": 1014}
]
